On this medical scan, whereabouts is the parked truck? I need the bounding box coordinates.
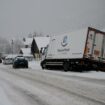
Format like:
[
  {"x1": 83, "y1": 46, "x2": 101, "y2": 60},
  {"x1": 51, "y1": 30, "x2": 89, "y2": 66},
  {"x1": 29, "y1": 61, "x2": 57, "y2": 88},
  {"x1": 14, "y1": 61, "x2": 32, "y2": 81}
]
[{"x1": 41, "y1": 27, "x2": 105, "y2": 71}]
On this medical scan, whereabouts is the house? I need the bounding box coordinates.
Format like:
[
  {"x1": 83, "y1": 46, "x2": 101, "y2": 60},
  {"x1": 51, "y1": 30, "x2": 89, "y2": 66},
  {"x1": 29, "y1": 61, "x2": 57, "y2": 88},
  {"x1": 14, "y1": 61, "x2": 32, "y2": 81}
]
[
  {"x1": 21, "y1": 36, "x2": 50, "y2": 59},
  {"x1": 23, "y1": 37, "x2": 32, "y2": 48},
  {"x1": 19, "y1": 48, "x2": 33, "y2": 61}
]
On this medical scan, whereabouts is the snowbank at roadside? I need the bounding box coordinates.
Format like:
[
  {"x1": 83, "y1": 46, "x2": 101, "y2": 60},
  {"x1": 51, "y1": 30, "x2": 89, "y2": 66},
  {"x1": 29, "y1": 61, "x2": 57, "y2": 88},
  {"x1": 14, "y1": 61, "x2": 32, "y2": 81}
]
[{"x1": 29, "y1": 60, "x2": 41, "y2": 70}]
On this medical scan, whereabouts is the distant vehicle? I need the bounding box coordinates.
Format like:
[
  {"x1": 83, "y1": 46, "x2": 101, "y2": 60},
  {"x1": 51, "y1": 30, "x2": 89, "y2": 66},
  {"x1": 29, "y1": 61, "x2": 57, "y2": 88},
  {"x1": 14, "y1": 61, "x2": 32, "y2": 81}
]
[
  {"x1": 41, "y1": 27, "x2": 105, "y2": 71},
  {"x1": 3, "y1": 57, "x2": 14, "y2": 65},
  {"x1": 13, "y1": 56, "x2": 28, "y2": 68},
  {"x1": 3, "y1": 54, "x2": 17, "y2": 65}
]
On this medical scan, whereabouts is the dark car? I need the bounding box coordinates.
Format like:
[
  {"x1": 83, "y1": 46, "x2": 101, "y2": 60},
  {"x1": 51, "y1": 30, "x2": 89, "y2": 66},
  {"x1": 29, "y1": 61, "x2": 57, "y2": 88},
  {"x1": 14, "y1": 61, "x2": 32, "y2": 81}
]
[{"x1": 13, "y1": 56, "x2": 28, "y2": 68}]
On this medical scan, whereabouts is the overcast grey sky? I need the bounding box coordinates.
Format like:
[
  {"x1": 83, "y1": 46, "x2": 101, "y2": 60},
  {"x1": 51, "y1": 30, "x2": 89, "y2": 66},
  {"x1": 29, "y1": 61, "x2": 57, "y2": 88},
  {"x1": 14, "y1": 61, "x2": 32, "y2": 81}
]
[{"x1": 0, "y1": 0, "x2": 105, "y2": 39}]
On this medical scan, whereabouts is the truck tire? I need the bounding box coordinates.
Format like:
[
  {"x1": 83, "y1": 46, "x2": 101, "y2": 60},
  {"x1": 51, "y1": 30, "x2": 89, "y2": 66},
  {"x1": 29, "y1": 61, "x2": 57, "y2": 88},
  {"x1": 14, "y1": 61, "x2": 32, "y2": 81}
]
[
  {"x1": 41, "y1": 61, "x2": 46, "y2": 69},
  {"x1": 42, "y1": 64, "x2": 46, "y2": 69},
  {"x1": 26, "y1": 65, "x2": 28, "y2": 68},
  {"x1": 63, "y1": 62, "x2": 69, "y2": 72}
]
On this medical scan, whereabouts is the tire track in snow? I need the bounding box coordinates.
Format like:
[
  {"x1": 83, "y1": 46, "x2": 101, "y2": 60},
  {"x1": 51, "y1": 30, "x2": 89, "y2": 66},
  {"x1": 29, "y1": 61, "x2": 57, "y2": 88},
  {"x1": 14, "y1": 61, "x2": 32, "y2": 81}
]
[{"x1": 1, "y1": 68, "x2": 105, "y2": 105}]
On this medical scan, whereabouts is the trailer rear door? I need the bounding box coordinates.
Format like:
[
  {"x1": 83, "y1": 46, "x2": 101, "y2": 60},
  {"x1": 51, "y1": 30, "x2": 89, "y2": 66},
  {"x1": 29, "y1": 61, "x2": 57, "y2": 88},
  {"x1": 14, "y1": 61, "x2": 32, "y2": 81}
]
[
  {"x1": 92, "y1": 33, "x2": 104, "y2": 60},
  {"x1": 102, "y1": 36, "x2": 105, "y2": 60},
  {"x1": 84, "y1": 30, "x2": 95, "y2": 58},
  {"x1": 85, "y1": 28, "x2": 105, "y2": 62}
]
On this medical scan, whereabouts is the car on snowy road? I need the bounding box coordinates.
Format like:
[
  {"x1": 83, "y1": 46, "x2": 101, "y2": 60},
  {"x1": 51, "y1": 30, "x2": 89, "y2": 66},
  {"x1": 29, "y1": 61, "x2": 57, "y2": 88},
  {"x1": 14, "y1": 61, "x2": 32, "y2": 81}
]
[{"x1": 13, "y1": 56, "x2": 28, "y2": 68}]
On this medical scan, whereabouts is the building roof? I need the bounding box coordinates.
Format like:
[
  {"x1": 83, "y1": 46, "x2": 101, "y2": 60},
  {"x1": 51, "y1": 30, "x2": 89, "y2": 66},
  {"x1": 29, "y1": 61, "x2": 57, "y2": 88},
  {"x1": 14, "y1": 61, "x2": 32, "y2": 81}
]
[
  {"x1": 23, "y1": 36, "x2": 50, "y2": 50},
  {"x1": 35, "y1": 37, "x2": 50, "y2": 50},
  {"x1": 21, "y1": 48, "x2": 31, "y2": 54}
]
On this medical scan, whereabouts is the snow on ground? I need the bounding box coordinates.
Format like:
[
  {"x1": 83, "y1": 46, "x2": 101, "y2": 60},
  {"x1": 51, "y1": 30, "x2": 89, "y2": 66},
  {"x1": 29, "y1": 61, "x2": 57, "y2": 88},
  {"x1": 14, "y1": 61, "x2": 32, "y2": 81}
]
[
  {"x1": 29, "y1": 60, "x2": 105, "y2": 80},
  {"x1": 0, "y1": 62, "x2": 105, "y2": 105},
  {"x1": 65, "y1": 71, "x2": 105, "y2": 80},
  {"x1": 0, "y1": 84, "x2": 13, "y2": 105},
  {"x1": 29, "y1": 60, "x2": 42, "y2": 70},
  {"x1": 1, "y1": 60, "x2": 105, "y2": 80}
]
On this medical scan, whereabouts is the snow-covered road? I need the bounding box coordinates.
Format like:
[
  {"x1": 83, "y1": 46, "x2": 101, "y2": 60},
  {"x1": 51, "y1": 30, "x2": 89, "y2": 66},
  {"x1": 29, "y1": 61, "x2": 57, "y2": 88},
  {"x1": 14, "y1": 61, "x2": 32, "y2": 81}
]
[{"x1": 0, "y1": 64, "x2": 105, "y2": 105}]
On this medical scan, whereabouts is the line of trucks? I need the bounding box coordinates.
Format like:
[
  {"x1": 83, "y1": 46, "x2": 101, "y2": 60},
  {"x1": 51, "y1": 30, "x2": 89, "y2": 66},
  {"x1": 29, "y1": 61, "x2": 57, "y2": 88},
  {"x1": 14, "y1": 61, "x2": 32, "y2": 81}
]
[{"x1": 41, "y1": 27, "x2": 105, "y2": 71}]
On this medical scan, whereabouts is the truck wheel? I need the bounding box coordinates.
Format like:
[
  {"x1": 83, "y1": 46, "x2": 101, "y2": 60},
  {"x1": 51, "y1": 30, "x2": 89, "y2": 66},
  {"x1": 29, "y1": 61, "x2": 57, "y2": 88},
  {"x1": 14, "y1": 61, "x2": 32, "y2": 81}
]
[
  {"x1": 41, "y1": 63, "x2": 46, "y2": 69},
  {"x1": 41, "y1": 61, "x2": 46, "y2": 69},
  {"x1": 63, "y1": 62, "x2": 69, "y2": 72},
  {"x1": 26, "y1": 65, "x2": 28, "y2": 68},
  {"x1": 13, "y1": 65, "x2": 15, "y2": 68}
]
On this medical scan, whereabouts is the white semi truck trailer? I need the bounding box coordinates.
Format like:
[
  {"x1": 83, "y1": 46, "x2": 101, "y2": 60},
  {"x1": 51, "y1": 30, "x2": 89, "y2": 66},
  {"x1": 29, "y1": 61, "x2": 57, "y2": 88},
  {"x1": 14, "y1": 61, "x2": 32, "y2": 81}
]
[{"x1": 41, "y1": 27, "x2": 105, "y2": 71}]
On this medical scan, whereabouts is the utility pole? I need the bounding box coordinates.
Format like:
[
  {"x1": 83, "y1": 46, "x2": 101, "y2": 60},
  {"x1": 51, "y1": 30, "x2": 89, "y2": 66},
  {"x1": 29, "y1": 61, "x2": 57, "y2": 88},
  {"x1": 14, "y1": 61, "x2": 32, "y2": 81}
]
[{"x1": 11, "y1": 40, "x2": 14, "y2": 56}]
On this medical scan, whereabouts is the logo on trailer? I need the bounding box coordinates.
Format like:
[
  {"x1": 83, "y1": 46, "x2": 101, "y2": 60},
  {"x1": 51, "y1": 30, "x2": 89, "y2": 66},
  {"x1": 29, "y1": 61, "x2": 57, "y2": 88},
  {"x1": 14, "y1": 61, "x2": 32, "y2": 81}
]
[{"x1": 61, "y1": 36, "x2": 68, "y2": 47}]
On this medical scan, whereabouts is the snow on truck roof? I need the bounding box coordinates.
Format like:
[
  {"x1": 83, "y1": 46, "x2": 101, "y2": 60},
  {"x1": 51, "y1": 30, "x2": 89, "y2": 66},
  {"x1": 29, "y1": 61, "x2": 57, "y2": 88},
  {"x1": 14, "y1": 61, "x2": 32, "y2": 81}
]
[
  {"x1": 52, "y1": 28, "x2": 88, "y2": 38},
  {"x1": 52, "y1": 27, "x2": 105, "y2": 39},
  {"x1": 53, "y1": 27, "x2": 105, "y2": 37}
]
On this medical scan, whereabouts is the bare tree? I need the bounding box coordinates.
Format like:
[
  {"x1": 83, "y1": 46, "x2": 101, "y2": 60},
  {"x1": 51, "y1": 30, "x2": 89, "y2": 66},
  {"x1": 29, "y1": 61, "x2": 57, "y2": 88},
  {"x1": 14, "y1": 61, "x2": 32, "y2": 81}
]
[
  {"x1": 13, "y1": 39, "x2": 24, "y2": 54},
  {"x1": 33, "y1": 31, "x2": 43, "y2": 37},
  {"x1": 0, "y1": 37, "x2": 12, "y2": 54},
  {"x1": 33, "y1": 32, "x2": 37, "y2": 37},
  {"x1": 28, "y1": 33, "x2": 33, "y2": 38}
]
